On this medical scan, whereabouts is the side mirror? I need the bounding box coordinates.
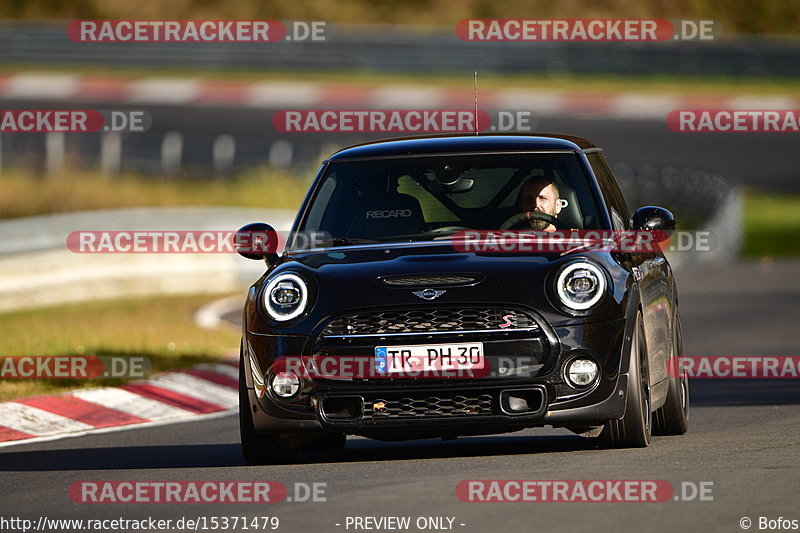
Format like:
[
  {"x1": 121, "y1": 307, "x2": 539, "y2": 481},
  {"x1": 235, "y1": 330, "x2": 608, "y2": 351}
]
[
  {"x1": 630, "y1": 206, "x2": 676, "y2": 233},
  {"x1": 235, "y1": 222, "x2": 280, "y2": 266}
]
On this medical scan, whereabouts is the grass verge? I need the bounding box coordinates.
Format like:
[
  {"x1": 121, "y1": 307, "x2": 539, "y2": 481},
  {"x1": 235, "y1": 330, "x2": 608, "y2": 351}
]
[
  {"x1": 0, "y1": 168, "x2": 311, "y2": 220},
  {"x1": 742, "y1": 189, "x2": 800, "y2": 257},
  {"x1": 0, "y1": 294, "x2": 240, "y2": 401}
]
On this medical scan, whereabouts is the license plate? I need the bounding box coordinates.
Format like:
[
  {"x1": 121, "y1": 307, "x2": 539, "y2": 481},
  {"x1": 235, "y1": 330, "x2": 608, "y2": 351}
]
[{"x1": 375, "y1": 342, "x2": 484, "y2": 374}]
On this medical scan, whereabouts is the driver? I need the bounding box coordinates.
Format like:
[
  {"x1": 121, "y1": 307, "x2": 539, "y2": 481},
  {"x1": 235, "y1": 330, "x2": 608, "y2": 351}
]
[{"x1": 516, "y1": 177, "x2": 562, "y2": 232}]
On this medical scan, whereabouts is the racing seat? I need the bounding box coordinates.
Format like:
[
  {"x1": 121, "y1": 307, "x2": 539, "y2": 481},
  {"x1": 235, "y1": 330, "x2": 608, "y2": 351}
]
[
  {"x1": 347, "y1": 192, "x2": 427, "y2": 239},
  {"x1": 554, "y1": 182, "x2": 586, "y2": 229}
]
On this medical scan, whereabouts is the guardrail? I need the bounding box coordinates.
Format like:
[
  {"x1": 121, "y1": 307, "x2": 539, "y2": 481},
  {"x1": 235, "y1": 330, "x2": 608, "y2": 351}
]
[{"x1": 0, "y1": 207, "x2": 294, "y2": 311}]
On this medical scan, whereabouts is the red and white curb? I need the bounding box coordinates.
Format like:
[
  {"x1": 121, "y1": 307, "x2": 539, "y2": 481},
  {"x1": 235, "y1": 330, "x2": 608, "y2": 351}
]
[
  {"x1": 1, "y1": 72, "x2": 798, "y2": 120},
  {"x1": 0, "y1": 361, "x2": 239, "y2": 448}
]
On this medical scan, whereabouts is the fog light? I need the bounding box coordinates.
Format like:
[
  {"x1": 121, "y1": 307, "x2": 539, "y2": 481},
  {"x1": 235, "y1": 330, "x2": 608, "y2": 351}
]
[
  {"x1": 271, "y1": 371, "x2": 300, "y2": 398},
  {"x1": 566, "y1": 358, "x2": 598, "y2": 387}
]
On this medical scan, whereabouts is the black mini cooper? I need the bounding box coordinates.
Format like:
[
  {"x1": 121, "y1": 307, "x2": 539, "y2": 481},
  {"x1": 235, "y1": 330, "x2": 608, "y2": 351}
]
[{"x1": 236, "y1": 134, "x2": 689, "y2": 464}]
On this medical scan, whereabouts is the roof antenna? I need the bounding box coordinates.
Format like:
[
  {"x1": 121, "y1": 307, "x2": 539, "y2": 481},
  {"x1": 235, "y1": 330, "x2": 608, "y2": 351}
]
[{"x1": 473, "y1": 69, "x2": 479, "y2": 136}]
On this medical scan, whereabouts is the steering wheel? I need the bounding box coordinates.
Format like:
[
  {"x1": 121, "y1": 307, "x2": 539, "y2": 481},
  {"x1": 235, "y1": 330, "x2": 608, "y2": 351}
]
[
  {"x1": 427, "y1": 225, "x2": 476, "y2": 236},
  {"x1": 500, "y1": 211, "x2": 571, "y2": 231},
  {"x1": 426, "y1": 225, "x2": 479, "y2": 241}
]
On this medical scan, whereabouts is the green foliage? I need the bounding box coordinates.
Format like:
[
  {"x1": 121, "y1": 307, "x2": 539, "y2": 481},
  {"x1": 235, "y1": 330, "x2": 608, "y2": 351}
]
[{"x1": 742, "y1": 189, "x2": 800, "y2": 257}]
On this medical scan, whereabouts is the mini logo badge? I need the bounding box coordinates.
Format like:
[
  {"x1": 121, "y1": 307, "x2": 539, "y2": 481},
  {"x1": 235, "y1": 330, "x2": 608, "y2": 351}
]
[{"x1": 413, "y1": 288, "x2": 446, "y2": 300}]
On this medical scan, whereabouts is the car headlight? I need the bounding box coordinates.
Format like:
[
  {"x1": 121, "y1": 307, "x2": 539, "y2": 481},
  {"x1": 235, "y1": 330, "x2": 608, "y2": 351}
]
[
  {"x1": 264, "y1": 273, "x2": 308, "y2": 321},
  {"x1": 556, "y1": 261, "x2": 606, "y2": 311}
]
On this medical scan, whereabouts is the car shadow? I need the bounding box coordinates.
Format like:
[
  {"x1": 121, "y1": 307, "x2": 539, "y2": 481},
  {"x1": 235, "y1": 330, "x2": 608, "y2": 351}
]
[
  {"x1": 0, "y1": 433, "x2": 600, "y2": 471},
  {"x1": 305, "y1": 433, "x2": 599, "y2": 465}
]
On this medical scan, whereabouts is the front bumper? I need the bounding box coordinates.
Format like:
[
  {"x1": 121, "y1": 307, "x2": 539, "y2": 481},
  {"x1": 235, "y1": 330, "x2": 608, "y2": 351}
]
[
  {"x1": 243, "y1": 316, "x2": 629, "y2": 438},
  {"x1": 245, "y1": 373, "x2": 627, "y2": 437}
]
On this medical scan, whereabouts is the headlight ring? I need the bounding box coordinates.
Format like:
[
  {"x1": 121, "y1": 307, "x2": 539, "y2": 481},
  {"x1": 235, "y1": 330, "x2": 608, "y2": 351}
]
[
  {"x1": 555, "y1": 261, "x2": 607, "y2": 311},
  {"x1": 264, "y1": 272, "x2": 309, "y2": 321}
]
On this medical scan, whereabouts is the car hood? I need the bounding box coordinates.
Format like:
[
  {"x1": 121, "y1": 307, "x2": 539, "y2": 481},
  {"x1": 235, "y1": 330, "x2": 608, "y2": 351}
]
[{"x1": 280, "y1": 242, "x2": 598, "y2": 322}]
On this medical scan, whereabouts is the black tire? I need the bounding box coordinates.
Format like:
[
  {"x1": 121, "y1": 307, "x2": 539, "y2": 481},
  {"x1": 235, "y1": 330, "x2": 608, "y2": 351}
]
[
  {"x1": 239, "y1": 351, "x2": 298, "y2": 465},
  {"x1": 599, "y1": 312, "x2": 652, "y2": 448},
  {"x1": 653, "y1": 311, "x2": 689, "y2": 435}
]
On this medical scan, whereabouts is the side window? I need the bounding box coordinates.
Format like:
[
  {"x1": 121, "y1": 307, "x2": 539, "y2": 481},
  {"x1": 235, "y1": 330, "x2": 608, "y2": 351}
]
[
  {"x1": 587, "y1": 153, "x2": 631, "y2": 230},
  {"x1": 305, "y1": 174, "x2": 337, "y2": 232}
]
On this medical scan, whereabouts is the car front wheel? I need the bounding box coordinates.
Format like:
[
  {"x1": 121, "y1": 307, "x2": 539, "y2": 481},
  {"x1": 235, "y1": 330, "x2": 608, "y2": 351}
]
[
  {"x1": 653, "y1": 310, "x2": 690, "y2": 435},
  {"x1": 239, "y1": 351, "x2": 298, "y2": 465},
  {"x1": 598, "y1": 311, "x2": 652, "y2": 448}
]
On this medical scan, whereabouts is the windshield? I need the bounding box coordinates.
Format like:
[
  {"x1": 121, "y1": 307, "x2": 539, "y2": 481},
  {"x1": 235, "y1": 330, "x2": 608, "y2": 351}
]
[{"x1": 293, "y1": 153, "x2": 604, "y2": 248}]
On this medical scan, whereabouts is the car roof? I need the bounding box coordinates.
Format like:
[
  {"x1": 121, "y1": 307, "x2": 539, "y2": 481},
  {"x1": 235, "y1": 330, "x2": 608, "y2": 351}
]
[{"x1": 326, "y1": 133, "x2": 600, "y2": 161}]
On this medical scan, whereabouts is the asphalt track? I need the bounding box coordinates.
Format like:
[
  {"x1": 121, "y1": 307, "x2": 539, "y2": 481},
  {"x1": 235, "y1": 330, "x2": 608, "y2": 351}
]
[
  {"x1": 146, "y1": 104, "x2": 800, "y2": 192},
  {"x1": 1, "y1": 259, "x2": 799, "y2": 533},
  {"x1": 1, "y1": 109, "x2": 799, "y2": 532}
]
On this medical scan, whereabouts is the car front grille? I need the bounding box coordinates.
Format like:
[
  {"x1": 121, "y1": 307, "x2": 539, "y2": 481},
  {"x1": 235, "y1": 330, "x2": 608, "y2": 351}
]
[
  {"x1": 363, "y1": 393, "x2": 494, "y2": 419},
  {"x1": 378, "y1": 274, "x2": 481, "y2": 287},
  {"x1": 321, "y1": 308, "x2": 538, "y2": 337}
]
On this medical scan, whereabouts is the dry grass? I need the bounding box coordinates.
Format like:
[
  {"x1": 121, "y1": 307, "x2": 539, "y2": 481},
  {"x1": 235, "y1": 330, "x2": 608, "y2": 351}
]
[
  {"x1": 0, "y1": 294, "x2": 241, "y2": 401},
  {"x1": 0, "y1": 168, "x2": 311, "y2": 220}
]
